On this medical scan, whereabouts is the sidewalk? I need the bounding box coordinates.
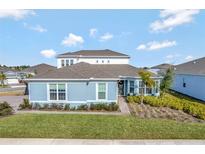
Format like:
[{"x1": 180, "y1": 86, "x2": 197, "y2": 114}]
[{"x1": 0, "y1": 139, "x2": 205, "y2": 145}]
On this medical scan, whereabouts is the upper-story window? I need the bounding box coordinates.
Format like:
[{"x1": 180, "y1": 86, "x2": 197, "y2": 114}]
[
  {"x1": 61, "y1": 60, "x2": 65, "y2": 67},
  {"x1": 66, "y1": 60, "x2": 69, "y2": 66},
  {"x1": 107, "y1": 60, "x2": 110, "y2": 63},
  {"x1": 96, "y1": 60, "x2": 98, "y2": 63},
  {"x1": 70, "y1": 59, "x2": 74, "y2": 65},
  {"x1": 102, "y1": 60, "x2": 104, "y2": 63}
]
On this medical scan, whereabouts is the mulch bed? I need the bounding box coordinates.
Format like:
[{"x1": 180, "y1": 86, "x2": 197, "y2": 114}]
[{"x1": 128, "y1": 103, "x2": 205, "y2": 123}]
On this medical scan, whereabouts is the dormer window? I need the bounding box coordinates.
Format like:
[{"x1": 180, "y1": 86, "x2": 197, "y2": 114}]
[
  {"x1": 102, "y1": 60, "x2": 104, "y2": 63},
  {"x1": 96, "y1": 60, "x2": 98, "y2": 63},
  {"x1": 70, "y1": 59, "x2": 74, "y2": 65},
  {"x1": 61, "y1": 60, "x2": 65, "y2": 67},
  {"x1": 66, "y1": 60, "x2": 69, "y2": 66},
  {"x1": 107, "y1": 60, "x2": 110, "y2": 63}
]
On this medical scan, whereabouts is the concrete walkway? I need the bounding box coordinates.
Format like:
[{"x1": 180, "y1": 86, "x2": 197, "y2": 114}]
[
  {"x1": 118, "y1": 96, "x2": 130, "y2": 115},
  {"x1": 0, "y1": 139, "x2": 205, "y2": 145}
]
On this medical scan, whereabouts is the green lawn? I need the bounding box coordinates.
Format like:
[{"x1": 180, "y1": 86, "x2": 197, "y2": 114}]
[{"x1": 0, "y1": 113, "x2": 205, "y2": 139}]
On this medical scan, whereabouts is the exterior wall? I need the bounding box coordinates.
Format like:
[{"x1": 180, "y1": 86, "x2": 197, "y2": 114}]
[
  {"x1": 57, "y1": 57, "x2": 129, "y2": 68},
  {"x1": 29, "y1": 83, "x2": 48, "y2": 101},
  {"x1": 172, "y1": 74, "x2": 205, "y2": 101},
  {"x1": 28, "y1": 81, "x2": 118, "y2": 104}
]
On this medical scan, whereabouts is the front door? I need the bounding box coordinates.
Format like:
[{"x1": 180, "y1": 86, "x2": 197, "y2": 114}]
[{"x1": 118, "y1": 80, "x2": 124, "y2": 96}]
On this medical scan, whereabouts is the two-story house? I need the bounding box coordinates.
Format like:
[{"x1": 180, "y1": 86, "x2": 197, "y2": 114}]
[{"x1": 26, "y1": 49, "x2": 161, "y2": 107}]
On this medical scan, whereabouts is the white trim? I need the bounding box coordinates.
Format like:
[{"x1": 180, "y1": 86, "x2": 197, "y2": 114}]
[
  {"x1": 57, "y1": 56, "x2": 130, "y2": 58},
  {"x1": 47, "y1": 83, "x2": 67, "y2": 102},
  {"x1": 96, "y1": 82, "x2": 108, "y2": 101},
  {"x1": 25, "y1": 78, "x2": 119, "y2": 81}
]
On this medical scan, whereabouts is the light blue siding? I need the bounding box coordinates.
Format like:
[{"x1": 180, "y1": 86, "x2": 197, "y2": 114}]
[
  {"x1": 67, "y1": 82, "x2": 92, "y2": 101},
  {"x1": 172, "y1": 74, "x2": 205, "y2": 101},
  {"x1": 29, "y1": 83, "x2": 47, "y2": 101},
  {"x1": 86, "y1": 82, "x2": 96, "y2": 100},
  {"x1": 108, "y1": 82, "x2": 117, "y2": 100}
]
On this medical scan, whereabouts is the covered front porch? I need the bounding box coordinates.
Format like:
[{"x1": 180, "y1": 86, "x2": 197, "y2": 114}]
[{"x1": 118, "y1": 78, "x2": 160, "y2": 97}]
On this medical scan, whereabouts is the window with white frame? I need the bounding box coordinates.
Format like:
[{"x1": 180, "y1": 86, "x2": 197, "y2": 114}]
[
  {"x1": 58, "y1": 84, "x2": 66, "y2": 100},
  {"x1": 139, "y1": 81, "x2": 145, "y2": 94},
  {"x1": 66, "y1": 60, "x2": 69, "y2": 66},
  {"x1": 70, "y1": 59, "x2": 74, "y2": 65},
  {"x1": 155, "y1": 80, "x2": 159, "y2": 93},
  {"x1": 97, "y1": 83, "x2": 106, "y2": 100},
  {"x1": 129, "y1": 81, "x2": 134, "y2": 95},
  {"x1": 49, "y1": 83, "x2": 66, "y2": 101},
  {"x1": 61, "y1": 60, "x2": 65, "y2": 67},
  {"x1": 49, "y1": 84, "x2": 57, "y2": 100}
]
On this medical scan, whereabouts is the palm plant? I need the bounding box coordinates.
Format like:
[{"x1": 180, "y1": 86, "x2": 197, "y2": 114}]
[
  {"x1": 138, "y1": 69, "x2": 155, "y2": 104},
  {"x1": 160, "y1": 68, "x2": 173, "y2": 97},
  {"x1": 0, "y1": 72, "x2": 6, "y2": 86}
]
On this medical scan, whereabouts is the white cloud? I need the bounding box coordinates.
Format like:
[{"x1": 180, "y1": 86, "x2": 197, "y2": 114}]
[
  {"x1": 40, "y1": 49, "x2": 56, "y2": 58},
  {"x1": 185, "y1": 55, "x2": 194, "y2": 61},
  {"x1": 62, "y1": 33, "x2": 84, "y2": 47},
  {"x1": 0, "y1": 10, "x2": 35, "y2": 20},
  {"x1": 137, "y1": 40, "x2": 176, "y2": 51},
  {"x1": 89, "y1": 28, "x2": 98, "y2": 37},
  {"x1": 23, "y1": 23, "x2": 47, "y2": 33},
  {"x1": 150, "y1": 9, "x2": 200, "y2": 32},
  {"x1": 165, "y1": 54, "x2": 181, "y2": 64},
  {"x1": 100, "y1": 33, "x2": 113, "y2": 41}
]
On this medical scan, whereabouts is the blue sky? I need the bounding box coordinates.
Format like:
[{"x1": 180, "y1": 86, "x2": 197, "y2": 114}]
[{"x1": 0, "y1": 9, "x2": 204, "y2": 67}]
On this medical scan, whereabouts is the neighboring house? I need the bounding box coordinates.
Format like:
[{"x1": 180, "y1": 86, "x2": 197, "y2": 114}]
[
  {"x1": 57, "y1": 49, "x2": 130, "y2": 68},
  {"x1": 22, "y1": 63, "x2": 56, "y2": 77},
  {"x1": 0, "y1": 67, "x2": 20, "y2": 85},
  {"x1": 26, "y1": 50, "x2": 161, "y2": 106},
  {"x1": 150, "y1": 63, "x2": 174, "y2": 75},
  {"x1": 172, "y1": 57, "x2": 205, "y2": 101}
]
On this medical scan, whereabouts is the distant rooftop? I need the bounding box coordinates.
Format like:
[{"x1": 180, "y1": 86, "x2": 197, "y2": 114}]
[
  {"x1": 57, "y1": 49, "x2": 130, "y2": 58},
  {"x1": 151, "y1": 63, "x2": 174, "y2": 70},
  {"x1": 175, "y1": 57, "x2": 205, "y2": 75},
  {"x1": 22, "y1": 63, "x2": 56, "y2": 75}
]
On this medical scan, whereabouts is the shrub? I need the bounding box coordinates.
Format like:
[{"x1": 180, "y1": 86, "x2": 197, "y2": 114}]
[
  {"x1": 0, "y1": 101, "x2": 13, "y2": 116},
  {"x1": 77, "y1": 104, "x2": 89, "y2": 110},
  {"x1": 70, "y1": 106, "x2": 76, "y2": 111},
  {"x1": 18, "y1": 99, "x2": 31, "y2": 110},
  {"x1": 31, "y1": 103, "x2": 41, "y2": 110},
  {"x1": 127, "y1": 93, "x2": 205, "y2": 120},
  {"x1": 127, "y1": 96, "x2": 141, "y2": 104},
  {"x1": 89, "y1": 102, "x2": 118, "y2": 111},
  {"x1": 64, "y1": 104, "x2": 70, "y2": 111}
]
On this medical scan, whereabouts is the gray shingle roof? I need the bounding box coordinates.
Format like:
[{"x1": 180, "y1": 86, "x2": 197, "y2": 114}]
[
  {"x1": 57, "y1": 49, "x2": 130, "y2": 58},
  {"x1": 175, "y1": 57, "x2": 205, "y2": 75},
  {"x1": 22, "y1": 63, "x2": 56, "y2": 75},
  {"x1": 29, "y1": 62, "x2": 159, "y2": 80}
]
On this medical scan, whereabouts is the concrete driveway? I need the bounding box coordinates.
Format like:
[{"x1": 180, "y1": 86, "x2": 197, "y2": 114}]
[{"x1": 0, "y1": 95, "x2": 28, "y2": 111}]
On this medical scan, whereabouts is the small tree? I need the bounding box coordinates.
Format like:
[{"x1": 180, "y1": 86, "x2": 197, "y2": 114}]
[
  {"x1": 138, "y1": 70, "x2": 155, "y2": 104},
  {"x1": 160, "y1": 68, "x2": 173, "y2": 97},
  {"x1": 0, "y1": 72, "x2": 6, "y2": 86}
]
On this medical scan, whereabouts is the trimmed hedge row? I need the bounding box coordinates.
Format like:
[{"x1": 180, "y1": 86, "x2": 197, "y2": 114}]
[
  {"x1": 127, "y1": 94, "x2": 205, "y2": 120},
  {"x1": 19, "y1": 99, "x2": 119, "y2": 112}
]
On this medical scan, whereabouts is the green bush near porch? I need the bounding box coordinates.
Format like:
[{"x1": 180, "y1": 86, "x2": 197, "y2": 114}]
[{"x1": 127, "y1": 92, "x2": 205, "y2": 120}]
